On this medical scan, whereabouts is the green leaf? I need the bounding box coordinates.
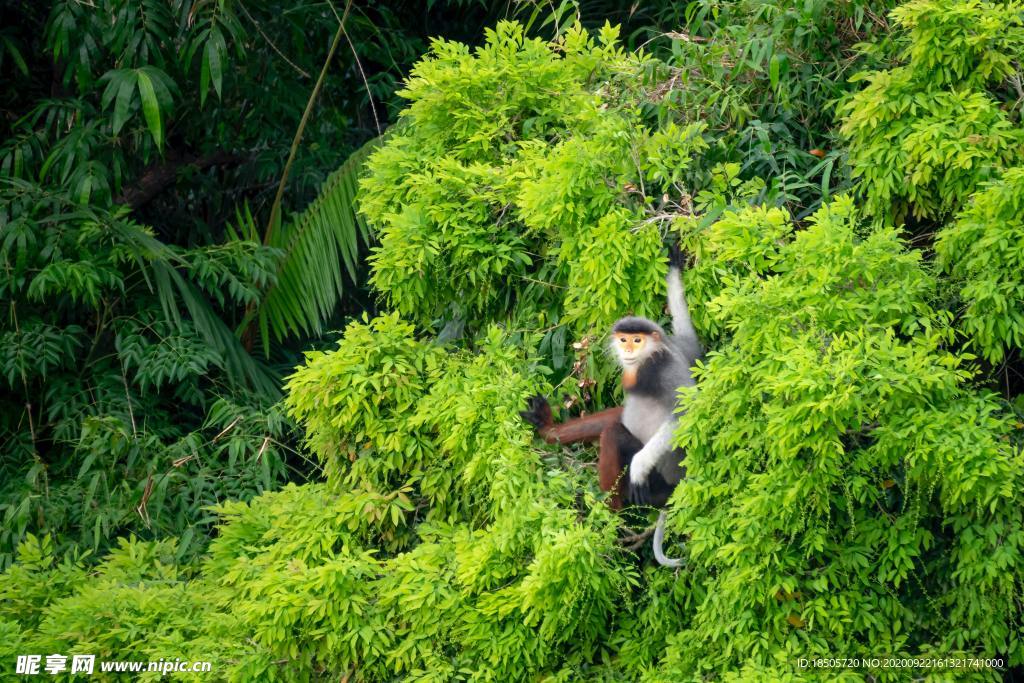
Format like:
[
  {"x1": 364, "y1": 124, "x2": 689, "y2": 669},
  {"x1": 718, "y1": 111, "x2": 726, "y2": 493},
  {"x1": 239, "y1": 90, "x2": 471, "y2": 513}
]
[
  {"x1": 200, "y1": 47, "x2": 210, "y2": 107},
  {"x1": 820, "y1": 157, "x2": 833, "y2": 202},
  {"x1": 112, "y1": 73, "x2": 137, "y2": 134},
  {"x1": 207, "y1": 27, "x2": 225, "y2": 98},
  {"x1": 1, "y1": 35, "x2": 29, "y2": 77},
  {"x1": 135, "y1": 69, "x2": 163, "y2": 148}
]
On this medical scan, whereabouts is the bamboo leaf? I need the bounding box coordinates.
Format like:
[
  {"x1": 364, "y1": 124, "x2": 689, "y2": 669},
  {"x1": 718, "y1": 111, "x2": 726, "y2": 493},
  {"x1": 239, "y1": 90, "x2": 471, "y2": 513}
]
[
  {"x1": 206, "y1": 29, "x2": 224, "y2": 99},
  {"x1": 135, "y1": 69, "x2": 163, "y2": 148},
  {"x1": 112, "y1": 73, "x2": 137, "y2": 134},
  {"x1": 200, "y1": 47, "x2": 210, "y2": 107}
]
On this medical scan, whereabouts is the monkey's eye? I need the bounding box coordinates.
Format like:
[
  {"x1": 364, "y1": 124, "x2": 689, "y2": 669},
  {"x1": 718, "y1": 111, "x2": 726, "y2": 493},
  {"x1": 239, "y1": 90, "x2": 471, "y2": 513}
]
[
  {"x1": 619, "y1": 337, "x2": 627, "y2": 343},
  {"x1": 633, "y1": 336, "x2": 642, "y2": 344}
]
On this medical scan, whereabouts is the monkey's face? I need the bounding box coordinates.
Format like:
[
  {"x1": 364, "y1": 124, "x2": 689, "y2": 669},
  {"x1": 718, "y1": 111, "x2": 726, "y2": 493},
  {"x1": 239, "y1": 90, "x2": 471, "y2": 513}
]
[{"x1": 614, "y1": 332, "x2": 657, "y2": 367}]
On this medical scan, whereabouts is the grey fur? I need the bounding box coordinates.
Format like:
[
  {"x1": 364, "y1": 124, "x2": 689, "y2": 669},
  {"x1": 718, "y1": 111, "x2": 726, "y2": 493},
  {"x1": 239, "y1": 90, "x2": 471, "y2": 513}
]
[{"x1": 667, "y1": 265, "x2": 704, "y2": 363}]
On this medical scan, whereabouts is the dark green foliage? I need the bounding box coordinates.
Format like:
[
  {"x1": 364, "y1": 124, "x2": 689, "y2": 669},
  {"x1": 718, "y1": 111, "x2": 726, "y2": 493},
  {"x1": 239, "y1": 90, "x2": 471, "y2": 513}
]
[
  {"x1": 254, "y1": 138, "x2": 382, "y2": 355},
  {"x1": 649, "y1": 0, "x2": 902, "y2": 217},
  {"x1": 0, "y1": 180, "x2": 293, "y2": 567},
  {"x1": 0, "y1": 0, "x2": 483, "y2": 565}
]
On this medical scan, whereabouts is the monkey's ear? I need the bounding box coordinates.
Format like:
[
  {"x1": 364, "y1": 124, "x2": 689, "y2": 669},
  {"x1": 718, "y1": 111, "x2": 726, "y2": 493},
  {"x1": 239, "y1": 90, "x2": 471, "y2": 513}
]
[{"x1": 650, "y1": 331, "x2": 661, "y2": 342}]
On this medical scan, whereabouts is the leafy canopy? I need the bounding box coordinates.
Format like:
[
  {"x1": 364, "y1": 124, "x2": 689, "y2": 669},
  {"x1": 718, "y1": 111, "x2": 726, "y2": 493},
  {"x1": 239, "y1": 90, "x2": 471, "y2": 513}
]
[
  {"x1": 839, "y1": 0, "x2": 1024, "y2": 222},
  {"x1": 360, "y1": 21, "x2": 706, "y2": 346}
]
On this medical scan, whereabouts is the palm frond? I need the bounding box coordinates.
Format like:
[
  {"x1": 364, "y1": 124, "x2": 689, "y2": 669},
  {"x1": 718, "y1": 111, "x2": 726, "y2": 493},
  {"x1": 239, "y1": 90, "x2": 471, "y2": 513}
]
[{"x1": 254, "y1": 136, "x2": 380, "y2": 356}]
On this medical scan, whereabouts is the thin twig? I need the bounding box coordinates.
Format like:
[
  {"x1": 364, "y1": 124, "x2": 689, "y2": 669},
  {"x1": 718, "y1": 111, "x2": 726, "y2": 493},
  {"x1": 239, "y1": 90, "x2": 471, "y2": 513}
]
[
  {"x1": 137, "y1": 474, "x2": 154, "y2": 527},
  {"x1": 120, "y1": 359, "x2": 138, "y2": 438},
  {"x1": 264, "y1": 0, "x2": 354, "y2": 245},
  {"x1": 212, "y1": 416, "x2": 242, "y2": 443},
  {"x1": 1008, "y1": 62, "x2": 1024, "y2": 108},
  {"x1": 333, "y1": 5, "x2": 381, "y2": 136},
  {"x1": 238, "y1": 2, "x2": 312, "y2": 79},
  {"x1": 516, "y1": 275, "x2": 566, "y2": 289},
  {"x1": 256, "y1": 435, "x2": 271, "y2": 461},
  {"x1": 619, "y1": 523, "x2": 656, "y2": 551}
]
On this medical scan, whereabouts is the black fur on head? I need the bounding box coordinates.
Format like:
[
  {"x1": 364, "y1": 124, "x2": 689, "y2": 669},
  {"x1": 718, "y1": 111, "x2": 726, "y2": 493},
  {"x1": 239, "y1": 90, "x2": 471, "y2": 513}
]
[{"x1": 612, "y1": 316, "x2": 664, "y2": 336}]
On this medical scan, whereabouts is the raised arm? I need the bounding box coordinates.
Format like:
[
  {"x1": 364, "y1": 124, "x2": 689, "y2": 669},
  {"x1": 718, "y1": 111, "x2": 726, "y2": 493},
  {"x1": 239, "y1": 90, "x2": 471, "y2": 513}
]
[{"x1": 667, "y1": 244, "x2": 704, "y2": 364}]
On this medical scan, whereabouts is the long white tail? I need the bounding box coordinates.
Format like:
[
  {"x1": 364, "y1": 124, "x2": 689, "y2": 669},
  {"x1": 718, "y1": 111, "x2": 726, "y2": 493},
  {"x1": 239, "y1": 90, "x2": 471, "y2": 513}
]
[{"x1": 653, "y1": 510, "x2": 683, "y2": 568}]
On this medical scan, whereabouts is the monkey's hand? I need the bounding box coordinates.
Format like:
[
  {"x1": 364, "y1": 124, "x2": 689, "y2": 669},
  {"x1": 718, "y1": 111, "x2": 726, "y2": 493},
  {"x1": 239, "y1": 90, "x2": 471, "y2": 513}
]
[
  {"x1": 628, "y1": 420, "x2": 674, "y2": 494},
  {"x1": 627, "y1": 448, "x2": 656, "y2": 506},
  {"x1": 519, "y1": 394, "x2": 553, "y2": 431},
  {"x1": 628, "y1": 446, "x2": 657, "y2": 487}
]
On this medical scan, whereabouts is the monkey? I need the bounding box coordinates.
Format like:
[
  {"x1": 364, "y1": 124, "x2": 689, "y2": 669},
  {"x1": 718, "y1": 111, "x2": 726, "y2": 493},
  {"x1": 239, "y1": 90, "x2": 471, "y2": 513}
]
[
  {"x1": 611, "y1": 318, "x2": 693, "y2": 502},
  {"x1": 522, "y1": 244, "x2": 703, "y2": 567}
]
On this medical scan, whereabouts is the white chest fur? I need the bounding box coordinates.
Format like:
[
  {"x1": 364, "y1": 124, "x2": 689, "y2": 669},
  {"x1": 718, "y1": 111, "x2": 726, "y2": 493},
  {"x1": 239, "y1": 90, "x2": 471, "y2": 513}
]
[{"x1": 622, "y1": 394, "x2": 672, "y2": 444}]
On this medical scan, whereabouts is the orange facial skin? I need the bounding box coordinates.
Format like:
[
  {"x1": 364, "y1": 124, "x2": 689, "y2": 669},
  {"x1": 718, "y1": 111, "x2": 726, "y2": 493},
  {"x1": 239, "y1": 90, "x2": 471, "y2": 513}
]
[
  {"x1": 614, "y1": 332, "x2": 659, "y2": 391},
  {"x1": 615, "y1": 333, "x2": 649, "y2": 356}
]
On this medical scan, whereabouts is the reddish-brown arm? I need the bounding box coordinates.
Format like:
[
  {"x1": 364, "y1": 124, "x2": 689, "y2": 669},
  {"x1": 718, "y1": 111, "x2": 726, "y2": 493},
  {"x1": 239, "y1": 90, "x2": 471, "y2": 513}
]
[
  {"x1": 541, "y1": 406, "x2": 623, "y2": 443},
  {"x1": 522, "y1": 394, "x2": 636, "y2": 509},
  {"x1": 520, "y1": 395, "x2": 623, "y2": 445}
]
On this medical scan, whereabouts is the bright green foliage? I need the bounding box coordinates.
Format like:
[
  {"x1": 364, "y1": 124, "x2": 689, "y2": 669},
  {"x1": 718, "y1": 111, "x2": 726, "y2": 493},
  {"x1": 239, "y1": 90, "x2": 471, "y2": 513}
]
[
  {"x1": 200, "y1": 484, "x2": 390, "y2": 681},
  {"x1": 935, "y1": 167, "x2": 1024, "y2": 362},
  {"x1": 0, "y1": 534, "x2": 90, "y2": 634},
  {"x1": 675, "y1": 201, "x2": 794, "y2": 339},
  {"x1": 840, "y1": 0, "x2": 1024, "y2": 221},
  {"x1": 0, "y1": 534, "x2": 221, "y2": 682},
  {"x1": 890, "y1": 0, "x2": 1024, "y2": 87},
  {"x1": 5, "y1": 4, "x2": 1024, "y2": 681},
  {"x1": 559, "y1": 210, "x2": 668, "y2": 332},
  {"x1": 2, "y1": 316, "x2": 637, "y2": 681},
  {"x1": 285, "y1": 314, "x2": 446, "y2": 498},
  {"x1": 360, "y1": 22, "x2": 704, "y2": 346},
  {"x1": 661, "y1": 197, "x2": 1024, "y2": 678}
]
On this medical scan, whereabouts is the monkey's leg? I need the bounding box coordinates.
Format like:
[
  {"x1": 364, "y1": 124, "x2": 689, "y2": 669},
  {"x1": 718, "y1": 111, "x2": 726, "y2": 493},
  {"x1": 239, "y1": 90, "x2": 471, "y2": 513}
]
[
  {"x1": 635, "y1": 465, "x2": 675, "y2": 508},
  {"x1": 520, "y1": 395, "x2": 624, "y2": 445},
  {"x1": 598, "y1": 422, "x2": 643, "y2": 509}
]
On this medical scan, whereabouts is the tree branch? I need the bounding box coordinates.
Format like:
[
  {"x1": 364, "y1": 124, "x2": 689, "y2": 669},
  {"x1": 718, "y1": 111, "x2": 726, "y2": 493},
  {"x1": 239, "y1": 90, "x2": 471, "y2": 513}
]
[
  {"x1": 116, "y1": 150, "x2": 244, "y2": 211},
  {"x1": 618, "y1": 523, "x2": 656, "y2": 551}
]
